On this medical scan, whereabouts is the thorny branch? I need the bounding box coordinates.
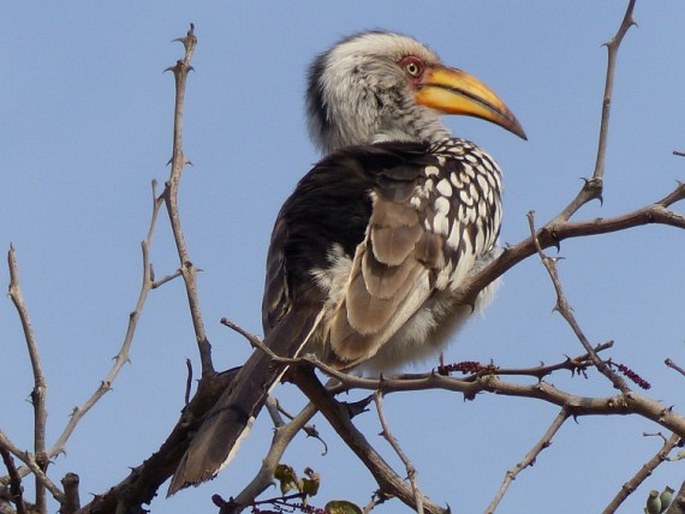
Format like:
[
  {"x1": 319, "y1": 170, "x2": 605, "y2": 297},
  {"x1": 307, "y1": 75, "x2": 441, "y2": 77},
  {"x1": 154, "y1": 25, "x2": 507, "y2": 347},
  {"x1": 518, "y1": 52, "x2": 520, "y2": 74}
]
[
  {"x1": 603, "y1": 432, "x2": 681, "y2": 513},
  {"x1": 224, "y1": 401, "x2": 320, "y2": 512},
  {"x1": 374, "y1": 392, "x2": 424, "y2": 514},
  {"x1": 49, "y1": 181, "x2": 166, "y2": 463},
  {"x1": 0, "y1": 430, "x2": 63, "y2": 504},
  {"x1": 7, "y1": 246, "x2": 48, "y2": 512},
  {"x1": 485, "y1": 407, "x2": 571, "y2": 514},
  {"x1": 289, "y1": 366, "x2": 450, "y2": 514},
  {"x1": 160, "y1": 23, "x2": 214, "y2": 378},
  {"x1": 550, "y1": 0, "x2": 636, "y2": 224},
  {"x1": 527, "y1": 211, "x2": 630, "y2": 392},
  {"x1": 0, "y1": 446, "x2": 26, "y2": 514}
]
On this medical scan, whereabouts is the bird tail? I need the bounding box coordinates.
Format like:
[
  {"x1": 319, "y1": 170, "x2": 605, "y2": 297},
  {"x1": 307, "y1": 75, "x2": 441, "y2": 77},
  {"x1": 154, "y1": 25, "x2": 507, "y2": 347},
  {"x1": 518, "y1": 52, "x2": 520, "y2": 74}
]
[{"x1": 168, "y1": 305, "x2": 322, "y2": 495}]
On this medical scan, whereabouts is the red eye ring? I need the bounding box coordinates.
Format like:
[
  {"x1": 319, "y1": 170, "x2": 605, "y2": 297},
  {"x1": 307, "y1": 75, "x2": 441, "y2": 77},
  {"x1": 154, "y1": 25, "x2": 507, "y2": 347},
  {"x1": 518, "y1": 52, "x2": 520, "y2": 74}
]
[{"x1": 398, "y1": 55, "x2": 424, "y2": 79}]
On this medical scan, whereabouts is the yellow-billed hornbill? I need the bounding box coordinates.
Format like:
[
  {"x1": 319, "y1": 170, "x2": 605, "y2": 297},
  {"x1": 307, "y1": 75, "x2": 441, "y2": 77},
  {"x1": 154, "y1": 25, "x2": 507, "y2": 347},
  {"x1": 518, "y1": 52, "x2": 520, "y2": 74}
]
[{"x1": 169, "y1": 31, "x2": 525, "y2": 493}]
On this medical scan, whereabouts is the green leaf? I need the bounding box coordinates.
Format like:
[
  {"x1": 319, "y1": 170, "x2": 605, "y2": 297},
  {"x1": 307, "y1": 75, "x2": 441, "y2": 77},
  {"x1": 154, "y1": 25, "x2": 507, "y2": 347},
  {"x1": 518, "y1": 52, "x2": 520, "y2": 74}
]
[
  {"x1": 274, "y1": 464, "x2": 299, "y2": 495},
  {"x1": 325, "y1": 500, "x2": 363, "y2": 514},
  {"x1": 301, "y1": 467, "x2": 320, "y2": 497}
]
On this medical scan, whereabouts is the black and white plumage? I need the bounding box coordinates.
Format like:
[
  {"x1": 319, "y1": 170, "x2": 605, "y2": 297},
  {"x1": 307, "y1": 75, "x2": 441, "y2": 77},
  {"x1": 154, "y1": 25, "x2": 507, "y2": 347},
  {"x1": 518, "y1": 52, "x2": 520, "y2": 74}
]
[{"x1": 169, "y1": 31, "x2": 525, "y2": 494}]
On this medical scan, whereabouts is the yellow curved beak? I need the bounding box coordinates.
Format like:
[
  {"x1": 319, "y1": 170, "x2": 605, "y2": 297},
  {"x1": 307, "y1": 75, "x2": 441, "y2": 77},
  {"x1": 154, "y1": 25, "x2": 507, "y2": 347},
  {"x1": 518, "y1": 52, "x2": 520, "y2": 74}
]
[{"x1": 415, "y1": 65, "x2": 527, "y2": 140}]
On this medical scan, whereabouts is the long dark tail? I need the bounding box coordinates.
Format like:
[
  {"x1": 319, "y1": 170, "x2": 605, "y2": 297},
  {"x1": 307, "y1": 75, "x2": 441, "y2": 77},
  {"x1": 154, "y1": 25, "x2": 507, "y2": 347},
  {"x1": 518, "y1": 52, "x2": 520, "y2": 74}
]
[{"x1": 168, "y1": 305, "x2": 321, "y2": 495}]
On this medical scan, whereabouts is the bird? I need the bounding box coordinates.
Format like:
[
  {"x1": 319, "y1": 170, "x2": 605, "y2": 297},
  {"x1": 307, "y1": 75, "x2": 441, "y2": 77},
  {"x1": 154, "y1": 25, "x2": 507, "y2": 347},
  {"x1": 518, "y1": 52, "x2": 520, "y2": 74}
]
[{"x1": 169, "y1": 30, "x2": 525, "y2": 494}]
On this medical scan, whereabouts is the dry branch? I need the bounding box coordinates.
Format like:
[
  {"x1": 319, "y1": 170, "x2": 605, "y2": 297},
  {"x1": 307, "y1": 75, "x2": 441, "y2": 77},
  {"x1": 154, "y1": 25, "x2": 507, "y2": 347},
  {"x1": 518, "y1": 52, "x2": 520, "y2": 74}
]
[
  {"x1": 289, "y1": 366, "x2": 450, "y2": 514},
  {"x1": 7, "y1": 246, "x2": 48, "y2": 512},
  {"x1": 551, "y1": 0, "x2": 636, "y2": 224},
  {"x1": 527, "y1": 211, "x2": 630, "y2": 392},
  {"x1": 374, "y1": 392, "x2": 424, "y2": 514},
  {"x1": 160, "y1": 23, "x2": 214, "y2": 377},
  {"x1": 0, "y1": 447, "x2": 26, "y2": 514},
  {"x1": 603, "y1": 432, "x2": 681, "y2": 513},
  {"x1": 485, "y1": 407, "x2": 570, "y2": 513}
]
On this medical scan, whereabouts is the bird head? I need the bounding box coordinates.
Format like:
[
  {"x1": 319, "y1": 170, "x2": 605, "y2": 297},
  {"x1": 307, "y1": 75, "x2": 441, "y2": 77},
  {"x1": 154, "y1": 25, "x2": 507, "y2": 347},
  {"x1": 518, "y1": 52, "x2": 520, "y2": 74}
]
[{"x1": 306, "y1": 31, "x2": 526, "y2": 154}]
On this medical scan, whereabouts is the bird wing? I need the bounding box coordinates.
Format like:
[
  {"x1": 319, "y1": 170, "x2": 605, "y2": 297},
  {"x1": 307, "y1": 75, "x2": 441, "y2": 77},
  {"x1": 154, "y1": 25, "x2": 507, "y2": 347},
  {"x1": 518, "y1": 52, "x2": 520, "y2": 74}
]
[
  {"x1": 323, "y1": 146, "x2": 441, "y2": 367},
  {"x1": 261, "y1": 140, "x2": 452, "y2": 370}
]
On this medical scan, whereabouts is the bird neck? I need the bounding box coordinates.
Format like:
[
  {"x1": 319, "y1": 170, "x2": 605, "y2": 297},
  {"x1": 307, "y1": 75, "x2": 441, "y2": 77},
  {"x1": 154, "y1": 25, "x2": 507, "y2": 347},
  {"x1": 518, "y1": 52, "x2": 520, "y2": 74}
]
[{"x1": 313, "y1": 101, "x2": 452, "y2": 155}]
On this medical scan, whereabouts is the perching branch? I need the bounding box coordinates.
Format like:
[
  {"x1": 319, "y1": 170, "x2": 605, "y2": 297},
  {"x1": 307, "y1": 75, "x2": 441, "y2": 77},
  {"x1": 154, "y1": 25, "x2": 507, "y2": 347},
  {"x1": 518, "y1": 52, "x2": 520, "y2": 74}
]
[{"x1": 451, "y1": 185, "x2": 685, "y2": 310}]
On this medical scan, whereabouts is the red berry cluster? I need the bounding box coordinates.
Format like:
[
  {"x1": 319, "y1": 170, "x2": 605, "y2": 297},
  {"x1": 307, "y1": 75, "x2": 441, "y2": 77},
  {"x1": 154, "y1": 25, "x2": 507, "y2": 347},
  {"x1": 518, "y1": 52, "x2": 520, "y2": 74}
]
[
  {"x1": 613, "y1": 362, "x2": 651, "y2": 390},
  {"x1": 437, "y1": 360, "x2": 483, "y2": 376}
]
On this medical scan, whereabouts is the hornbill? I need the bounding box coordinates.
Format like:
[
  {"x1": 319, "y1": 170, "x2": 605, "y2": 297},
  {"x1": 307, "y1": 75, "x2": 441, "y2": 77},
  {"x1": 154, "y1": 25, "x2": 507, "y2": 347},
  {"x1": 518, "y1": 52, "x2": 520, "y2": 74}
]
[{"x1": 169, "y1": 30, "x2": 525, "y2": 494}]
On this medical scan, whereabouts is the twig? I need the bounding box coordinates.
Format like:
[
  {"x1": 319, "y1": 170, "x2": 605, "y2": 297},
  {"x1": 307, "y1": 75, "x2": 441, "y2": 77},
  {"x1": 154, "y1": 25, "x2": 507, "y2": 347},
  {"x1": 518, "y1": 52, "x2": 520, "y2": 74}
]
[
  {"x1": 373, "y1": 391, "x2": 424, "y2": 514},
  {"x1": 603, "y1": 432, "x2": 681, "y2": 513},
  {"x1": 151, "y1": 269, "x2": 183, "y2": 289},
  {"x1": 0, "y1": 446, "x2": 26, "y2": 514},
  {"x1": 227, "y1": 401, "x2": 320, "y2": 512},
  {"x1": 271, "y1": 398, "x2": 327, "y2": 450},
  {"x1": 184, "y1": 359, "x2": 193, "y2": 405},
  {"x1": 450, "y1": 185, "x2": 685, "y2": 309},
  {"x1": 7, "y1": 245, "x2": 48, "y2": 511},
  {"x1": 485, "y1": 407, "x2": 570, "y2": 513},
  {"x1": 289, "y1": 366, "x2": 449, "y2": 514},
  {"x1": 296, "y1": 366, "x2": 685, "y2": 439},
  {"x1": 527, "y1": 211, "x2": 631, "y2": 392},
  {"x1": 61, "y1": 473, "x2": 81, "y2": 514},
  {"x1": 47, "y1": 180, "x2": 166, "y2": 465},
  {"x1": 436, "y1": 341, "x2": 614, "y2": 381},
  {"x1": 221, "y1": 317, "x2": 276, "y2": 356},
  {"x1": 550, "y1": 0, "x2": 637, "y2": 224},
  {"x1": 0, "y1": 431, "x2": 63, "y2": 504},
  {"x1": 666, "y1": 359, "x2": 685, "y2": 379},
  {"x1": 161, "y1": 23, "x2": 214, "y2": 377}
]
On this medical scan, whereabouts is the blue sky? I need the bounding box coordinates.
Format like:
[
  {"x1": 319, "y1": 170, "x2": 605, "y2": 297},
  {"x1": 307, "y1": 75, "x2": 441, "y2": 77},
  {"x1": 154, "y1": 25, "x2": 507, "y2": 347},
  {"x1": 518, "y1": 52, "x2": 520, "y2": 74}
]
[{"x1": 2, "y1": 2, "x2": 684, "y2": 513}]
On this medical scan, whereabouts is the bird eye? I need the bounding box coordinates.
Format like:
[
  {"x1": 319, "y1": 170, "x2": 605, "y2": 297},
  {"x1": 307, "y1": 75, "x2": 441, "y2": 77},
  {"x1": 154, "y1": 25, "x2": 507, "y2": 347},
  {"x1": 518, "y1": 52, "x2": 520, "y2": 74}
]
[{"x1": 398, "y1": 56, "x2": 424, "y2": 78}]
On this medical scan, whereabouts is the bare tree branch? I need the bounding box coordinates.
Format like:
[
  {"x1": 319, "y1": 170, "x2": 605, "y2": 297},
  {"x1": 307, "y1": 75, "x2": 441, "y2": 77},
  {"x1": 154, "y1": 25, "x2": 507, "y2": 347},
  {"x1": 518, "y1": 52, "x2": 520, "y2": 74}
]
[
  {"x1": 0, "y1": 447, "x2": 26, "y2": 514},
  {"x1": 47, "y1": 181, "x2": 165, "y2": 465},
  {"x1": 451, "y1": 187, "x2": 685, "y2": 310},
  {"x1": 550, "y1": 0, "x2": 637, "y2": 224},
  {"x1": 485, "y1": 407, "x2": 570, "y2": 513},
  {"x1": 289, "y1": 366, "x2": 450, "y2": 514},
  {"x1": 7, "y1": 245, "x2": 48, "y2": 512},
  {"x1": 227, "y1": 401, "x2": 320, "y2": 511},
  {"x1": 527, "y1": 211, "x2": 630, "y2": 392},
  {"x1": 665, "y1": 359, "x2": 685, "y2": 379},
  {"x1": 61, "y1": 473, "x2": 81, "y2": 514},
  {"x1": 160, "y1": 23, "x2": 214, "y2": 377},
  {"x1": 373, "y1": 391, "x2": 424, "y2": 514},
  {"x1": 603, "y1": 432, "x2": 681, "y2": 513},
  {"x1": 0, "y1": 431, "x2": 63, "y2": 505}
]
